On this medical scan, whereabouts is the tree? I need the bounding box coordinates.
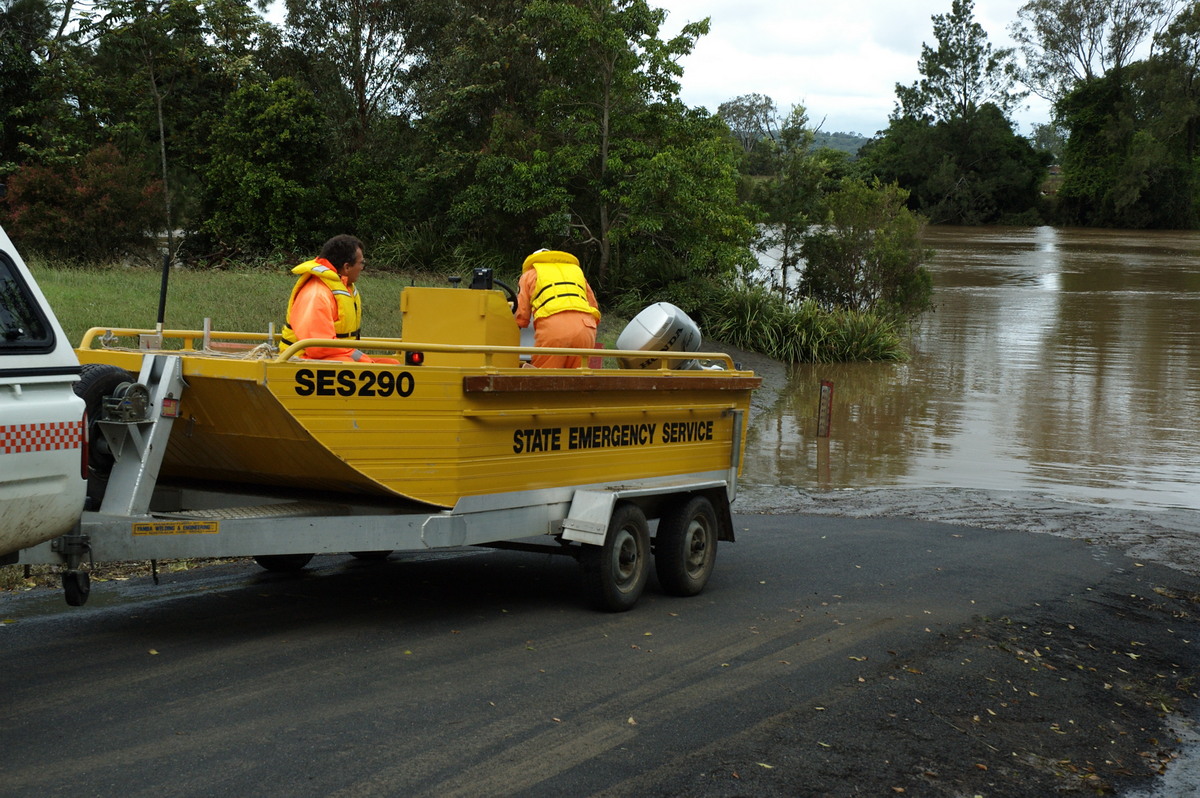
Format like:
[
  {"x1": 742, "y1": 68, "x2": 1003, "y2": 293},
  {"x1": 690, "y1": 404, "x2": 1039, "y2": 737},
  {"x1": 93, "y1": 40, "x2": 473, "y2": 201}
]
[
  {"x1": 799, "y1": 179, "x2": 933, "y2": 319},
  {"x1": 896, "y1": 0, "x2": 1026, "y2": 123},
  {"x1": 0, "y1": 0, "x2": 52, "y2": 172},
  {"x1": 753, "y1": 103, "x2": 826, "y2": 298},
  {"x1": 402, "y1": 0, "x2": 753, "y2": 293},
  {"x1": 524, "y1": 0, "x2": 715, "y2": 284},
  {"x1": 199, "y1": 77, "x2": 329, "y2": 254},
  {"x1": 717, "y1": 93, "x2": 783, "y2": 174},
  {"x1": 1010, "y1": 0, "x2": 1169, "y2": 101},
  {"x1": 861, "y1": 0, "x2": 1045, "y2": 224},
  {"x1": 282, "y1": 0, "x2": 411, "y2": 145}
]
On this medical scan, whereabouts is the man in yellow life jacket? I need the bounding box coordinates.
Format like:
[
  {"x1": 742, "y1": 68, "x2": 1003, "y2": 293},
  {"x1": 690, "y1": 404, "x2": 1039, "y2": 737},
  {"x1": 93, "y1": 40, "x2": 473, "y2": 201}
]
[
  {"x1": 281, "y1": 234, "x2": 399, "y2": 363},
  {"x1": 515, "y1": 249, "x2": 600, "y2": 368}
]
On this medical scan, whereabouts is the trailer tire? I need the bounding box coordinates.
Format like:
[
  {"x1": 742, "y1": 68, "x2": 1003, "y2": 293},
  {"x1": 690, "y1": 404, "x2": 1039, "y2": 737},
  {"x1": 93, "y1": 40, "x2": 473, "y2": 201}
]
[
  {"x1": 580, "y1": 502, "x2": 649, "y2": 612},
  {"x1": 253, "y1": 553, "x2": 314, "y2": 572},
  {"x1": 74, "y1": 363, "x2": 136, "y2": 506},
  {"x1": 655, "y1": 495, "x2": 718, "y2": 597}
]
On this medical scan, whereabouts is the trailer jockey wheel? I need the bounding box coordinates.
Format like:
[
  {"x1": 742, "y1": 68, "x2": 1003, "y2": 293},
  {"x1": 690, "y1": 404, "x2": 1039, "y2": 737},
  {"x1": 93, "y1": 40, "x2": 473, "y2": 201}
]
[
  {"x1": 62, "y1": 570, "x2": 90, "y2": 606},
  {"x1": 654, "y1": 495, "x2": 718, "y2": 597},
  {"x1": 580, "y1": 501, "x2": 649, "y2": 612}
]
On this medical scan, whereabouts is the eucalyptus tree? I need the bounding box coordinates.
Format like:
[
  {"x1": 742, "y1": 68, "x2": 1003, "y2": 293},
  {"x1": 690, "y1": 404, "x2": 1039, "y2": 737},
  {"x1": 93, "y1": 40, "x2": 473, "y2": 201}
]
[
  {"x1": 524, "y1": 0, "x2": 725, "y2": 285},
  {"x1": 717, "y1": 92, "x2": 782, "y2": 173},
  {"x1": 1053, "y1": 2, "x2": 1200, "y2": 228},
  {"x1": 1009, "y1": 0, "x2": 1169, "y2": 101}
]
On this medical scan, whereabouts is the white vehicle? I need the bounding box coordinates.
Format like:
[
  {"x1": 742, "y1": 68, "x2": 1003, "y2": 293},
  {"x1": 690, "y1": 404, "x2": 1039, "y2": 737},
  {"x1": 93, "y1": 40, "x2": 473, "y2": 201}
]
[{"x1": 0, "y1": 225, "x2": 88, "y2": 564}]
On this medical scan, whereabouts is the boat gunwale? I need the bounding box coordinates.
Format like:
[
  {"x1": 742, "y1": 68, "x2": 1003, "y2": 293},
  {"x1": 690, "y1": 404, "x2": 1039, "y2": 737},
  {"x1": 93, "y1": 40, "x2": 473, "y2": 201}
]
[{"x1": 78, "y1": 327, "x2": 747, "y2": 374}]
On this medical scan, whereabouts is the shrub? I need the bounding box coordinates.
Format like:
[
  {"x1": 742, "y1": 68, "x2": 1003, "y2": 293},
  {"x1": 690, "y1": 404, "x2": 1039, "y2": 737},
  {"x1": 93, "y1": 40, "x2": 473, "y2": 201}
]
[{"x1": 2, "y1": 144, "x2": 164, "y2": 260}]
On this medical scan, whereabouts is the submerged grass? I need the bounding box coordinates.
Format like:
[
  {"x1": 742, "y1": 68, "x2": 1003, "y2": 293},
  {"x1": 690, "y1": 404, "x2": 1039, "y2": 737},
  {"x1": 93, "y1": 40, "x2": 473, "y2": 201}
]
[{"x1": 694, "y1": 282, "x2": 908, "y2": 363}]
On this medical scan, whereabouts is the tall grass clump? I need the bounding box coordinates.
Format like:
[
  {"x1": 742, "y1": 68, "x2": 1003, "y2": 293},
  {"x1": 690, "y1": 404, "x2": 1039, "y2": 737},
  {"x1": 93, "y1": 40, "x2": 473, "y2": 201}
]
[{"x1": 691, "y1": 282, "x2": 907, "y2": 363}]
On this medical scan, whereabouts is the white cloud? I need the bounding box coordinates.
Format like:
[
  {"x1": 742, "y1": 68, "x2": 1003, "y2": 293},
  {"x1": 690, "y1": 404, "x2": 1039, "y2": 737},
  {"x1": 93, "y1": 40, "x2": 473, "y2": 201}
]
[{"x1": 654, "y1": 0, "x2": 1051, "y2": 136}]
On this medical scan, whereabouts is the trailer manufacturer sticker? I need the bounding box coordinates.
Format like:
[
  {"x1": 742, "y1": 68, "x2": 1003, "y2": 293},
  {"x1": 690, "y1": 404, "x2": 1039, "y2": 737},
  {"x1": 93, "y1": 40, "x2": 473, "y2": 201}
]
[
  {"x1": 294, "y1": 368, "x2": 415, "y2": 398},
  {"x1": 0, "y1": 421, "x2": 82, "y2": 454},
  {"x1": 132, "y1": 521, "x2": 220, "y2": 536}
]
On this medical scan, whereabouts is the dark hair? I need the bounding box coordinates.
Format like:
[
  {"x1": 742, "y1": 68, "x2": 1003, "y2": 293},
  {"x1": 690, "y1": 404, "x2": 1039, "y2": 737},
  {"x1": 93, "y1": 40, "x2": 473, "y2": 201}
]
[{"x1": 319, "y1": 234, "x2": 363, "y2": 272}]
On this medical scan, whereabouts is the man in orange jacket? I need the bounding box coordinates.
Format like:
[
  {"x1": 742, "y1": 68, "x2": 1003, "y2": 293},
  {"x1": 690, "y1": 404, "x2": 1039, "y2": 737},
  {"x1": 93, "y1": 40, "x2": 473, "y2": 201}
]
[
  {"x1": 281, "y1": 234, "x2": 398, "y2": 364},
  {"x1": 515, "y1": 249, "x2": 601, "y2": 368}
]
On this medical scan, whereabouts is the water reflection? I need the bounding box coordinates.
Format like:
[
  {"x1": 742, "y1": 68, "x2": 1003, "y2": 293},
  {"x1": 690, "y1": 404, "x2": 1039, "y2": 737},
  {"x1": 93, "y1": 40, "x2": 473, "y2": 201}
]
[{"x1": 745, "y1": 225, "x2": 1200, "y2": 510}]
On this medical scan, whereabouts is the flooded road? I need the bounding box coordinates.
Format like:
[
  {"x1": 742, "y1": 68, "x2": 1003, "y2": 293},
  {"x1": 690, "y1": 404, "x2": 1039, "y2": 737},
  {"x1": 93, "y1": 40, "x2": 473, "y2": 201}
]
[{"x1": 745, "y1": 225, "x2": 1200, "y2": 512}]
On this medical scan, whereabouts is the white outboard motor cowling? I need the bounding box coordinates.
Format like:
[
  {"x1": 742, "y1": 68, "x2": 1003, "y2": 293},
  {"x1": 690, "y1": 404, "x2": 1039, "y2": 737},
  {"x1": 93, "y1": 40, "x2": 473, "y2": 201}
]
[{"x1": 615, "y1": 302, "x2": 703, "y2": 370}]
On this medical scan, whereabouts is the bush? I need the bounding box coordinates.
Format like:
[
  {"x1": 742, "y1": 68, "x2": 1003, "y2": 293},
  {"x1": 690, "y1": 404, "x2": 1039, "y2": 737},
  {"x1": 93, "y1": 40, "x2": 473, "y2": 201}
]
[
  {"x1": 799, "y1": 179, "x2": 933, "y2": 319},
  {"x1": 693, "y1": 281, "x2": 906, "y2": 363},
  {"x1": 1, "y1": 144, "x2": 164, "y2": 260}
]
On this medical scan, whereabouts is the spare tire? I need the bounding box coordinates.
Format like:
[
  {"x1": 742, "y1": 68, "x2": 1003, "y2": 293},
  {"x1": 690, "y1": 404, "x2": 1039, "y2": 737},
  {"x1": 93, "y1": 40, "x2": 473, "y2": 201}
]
[{"x1": 74, "y1": 363, "x2": 136, "y2": 506}]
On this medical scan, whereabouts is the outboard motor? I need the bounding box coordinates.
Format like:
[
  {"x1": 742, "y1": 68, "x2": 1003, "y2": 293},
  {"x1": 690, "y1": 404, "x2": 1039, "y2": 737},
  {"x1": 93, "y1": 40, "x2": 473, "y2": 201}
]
[{"x1": 615, "y1": 302, "x2": 703, "y2": 370}]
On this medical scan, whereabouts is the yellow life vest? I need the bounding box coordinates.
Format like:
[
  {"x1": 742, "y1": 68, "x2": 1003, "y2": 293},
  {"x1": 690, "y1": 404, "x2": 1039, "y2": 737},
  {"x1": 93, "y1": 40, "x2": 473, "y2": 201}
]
[
  {"x1": 280, "y1": 259, "x2": 362, "y2": 345},
  {"x1": 521, "y1": 251, "x2": 600, "y2": 322}
]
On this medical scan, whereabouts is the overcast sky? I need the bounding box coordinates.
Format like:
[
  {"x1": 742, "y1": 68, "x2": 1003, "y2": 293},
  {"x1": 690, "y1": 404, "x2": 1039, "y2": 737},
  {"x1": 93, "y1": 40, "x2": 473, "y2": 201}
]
[{"x1": 651, "y1": 0, "x2": 1051, "y2": 137}]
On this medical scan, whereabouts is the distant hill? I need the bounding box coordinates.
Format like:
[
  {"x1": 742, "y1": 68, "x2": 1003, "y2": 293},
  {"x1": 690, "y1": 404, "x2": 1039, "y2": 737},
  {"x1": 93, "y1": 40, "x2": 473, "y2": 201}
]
[{"x1": 813, "y1": 131, "x2": 871, "y2": 157}]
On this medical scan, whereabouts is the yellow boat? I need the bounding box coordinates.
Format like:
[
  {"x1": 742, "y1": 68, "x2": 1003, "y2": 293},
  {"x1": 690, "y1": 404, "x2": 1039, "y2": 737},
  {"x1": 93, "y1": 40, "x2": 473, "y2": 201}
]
[{"x1": 75, "y1": 285, "x2": 760, "y2": 511}]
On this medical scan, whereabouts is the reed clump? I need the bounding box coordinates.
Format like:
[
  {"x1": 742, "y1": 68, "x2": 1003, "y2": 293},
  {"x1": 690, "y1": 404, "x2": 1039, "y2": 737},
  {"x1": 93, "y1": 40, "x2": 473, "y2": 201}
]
[{"x1": 633, "y1": 281, "x2": 908, "y2": 364}]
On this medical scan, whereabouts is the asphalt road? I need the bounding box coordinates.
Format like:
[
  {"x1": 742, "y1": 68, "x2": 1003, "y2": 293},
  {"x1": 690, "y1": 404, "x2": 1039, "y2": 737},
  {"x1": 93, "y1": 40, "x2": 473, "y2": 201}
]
[{"x1": 3, "y1": 515, "x2": 1200, "y2": 797}]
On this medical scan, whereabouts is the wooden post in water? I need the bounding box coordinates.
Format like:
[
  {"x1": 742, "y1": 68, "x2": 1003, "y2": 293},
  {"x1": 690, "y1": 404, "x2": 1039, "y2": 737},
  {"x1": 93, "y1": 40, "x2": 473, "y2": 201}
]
[{"x1": 817, "y1": 380, "x2": 834, "y2": 438}]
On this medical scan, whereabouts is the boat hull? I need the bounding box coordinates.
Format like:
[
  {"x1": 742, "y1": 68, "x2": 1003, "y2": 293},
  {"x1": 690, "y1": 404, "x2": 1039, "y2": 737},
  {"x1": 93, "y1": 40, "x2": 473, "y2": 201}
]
[{"x1": 77, "y1": 349, "x2": 758, "y2": 510}]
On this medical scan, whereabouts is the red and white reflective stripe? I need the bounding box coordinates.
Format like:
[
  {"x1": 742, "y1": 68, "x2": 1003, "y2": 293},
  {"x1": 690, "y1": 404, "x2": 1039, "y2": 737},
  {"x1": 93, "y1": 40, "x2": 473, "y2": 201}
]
[{"x1": 0, "y1": 421, "x2": 83, "y2": 454}]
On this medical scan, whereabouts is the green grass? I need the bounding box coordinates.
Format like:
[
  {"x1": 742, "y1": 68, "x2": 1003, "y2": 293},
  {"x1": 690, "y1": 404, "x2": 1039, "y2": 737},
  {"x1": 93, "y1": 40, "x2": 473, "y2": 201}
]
[
  {"x1": 30, "y1": 259, "x2": 634, "y2": 356},
  {"x1": 30, "y1": 257, "x2": 902, "y2": 364},
  {"x1": 31, "y1": 262, "x2": 410, "y2": 346}
]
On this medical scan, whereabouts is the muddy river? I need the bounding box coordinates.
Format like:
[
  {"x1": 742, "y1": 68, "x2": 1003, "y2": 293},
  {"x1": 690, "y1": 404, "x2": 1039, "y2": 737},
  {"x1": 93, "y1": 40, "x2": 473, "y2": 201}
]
[{"x1": 744, "y1": 225, "x2": 1200, "y2": 512}]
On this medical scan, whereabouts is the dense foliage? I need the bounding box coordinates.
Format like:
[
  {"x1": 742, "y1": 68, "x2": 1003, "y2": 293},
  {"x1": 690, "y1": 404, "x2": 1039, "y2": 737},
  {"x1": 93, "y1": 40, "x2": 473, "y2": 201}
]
[
  {"x1": 10, "y1": 0, "x2": 1198, "y2": 361},
  {"x1": 850, "y1": 0, "x2": 1200, "y2": 231}
]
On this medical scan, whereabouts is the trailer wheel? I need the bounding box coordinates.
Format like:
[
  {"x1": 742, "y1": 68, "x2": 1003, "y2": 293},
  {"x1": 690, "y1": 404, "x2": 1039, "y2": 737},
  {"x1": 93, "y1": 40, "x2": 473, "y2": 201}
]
[
  {"x1": 580, "y1": 502, "x2": 650, "y2": 612},
  {"x1": 253, "y1": 553, "x2": 314, "y2": 572},
  {"x1": 62, "y1": 570, "x2": 91, "y2": 606},
  {"x1": 655, "y1": 495, "x2": 718, "y2": 597},
  {"x1": 74, "y1": 364, "x2": 136, "y2": 505}
]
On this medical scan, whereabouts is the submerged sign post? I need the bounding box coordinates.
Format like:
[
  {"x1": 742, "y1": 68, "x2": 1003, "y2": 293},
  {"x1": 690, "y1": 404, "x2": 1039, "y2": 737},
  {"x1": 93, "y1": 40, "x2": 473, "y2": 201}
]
[{"x1": 817, "y1": 380, "x2": 834, "y2": 438}]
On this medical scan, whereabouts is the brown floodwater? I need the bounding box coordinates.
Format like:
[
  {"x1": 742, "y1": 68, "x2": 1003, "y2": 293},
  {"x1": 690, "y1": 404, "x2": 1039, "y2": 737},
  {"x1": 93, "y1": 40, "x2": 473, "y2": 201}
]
[{"x1": 744, "y1": 225, "x2": 1200, "y2": 511}]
